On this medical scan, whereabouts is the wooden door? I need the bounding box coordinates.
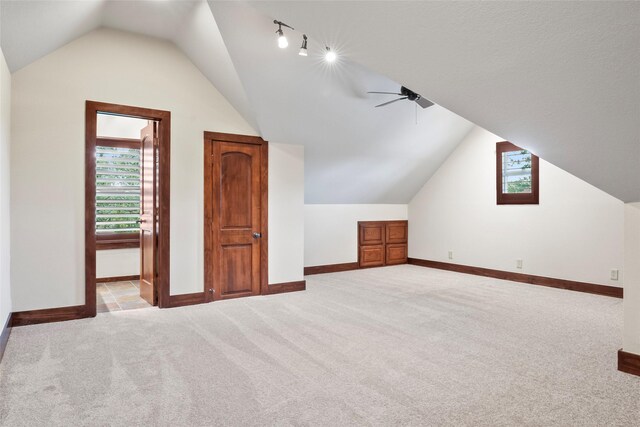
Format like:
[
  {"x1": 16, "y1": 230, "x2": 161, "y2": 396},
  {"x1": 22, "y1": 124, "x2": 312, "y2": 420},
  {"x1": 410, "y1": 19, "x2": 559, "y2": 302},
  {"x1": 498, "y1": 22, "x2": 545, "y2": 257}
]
[
  {"x1": 360, "y1": 245, "x2": 385, "y2": 267},
  {"x1": 209, "y1": 138, "x2": 263, "y2": 300},
  {"x1": 386, "y1": 221, "x2": 408, "y2": 244},
  {"x1": 358, "y1": 220, "x2": 408, "y2": 268},
  {"x1": 386, "y1": 244, "x2": 408, "y2": 265},
  {"x1": 358, "y1": 222, "x2": 385, "y2": 268},
  {"x1": 139, "y1": 122, "x2": 157, "y2": 305}
]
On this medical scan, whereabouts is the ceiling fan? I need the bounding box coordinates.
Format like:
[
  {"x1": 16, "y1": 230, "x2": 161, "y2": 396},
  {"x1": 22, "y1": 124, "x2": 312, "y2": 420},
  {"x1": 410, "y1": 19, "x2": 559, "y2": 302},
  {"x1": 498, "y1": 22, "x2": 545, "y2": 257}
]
[{"x1": 368, "y1": 86, "x2": 434, "y2": 109}]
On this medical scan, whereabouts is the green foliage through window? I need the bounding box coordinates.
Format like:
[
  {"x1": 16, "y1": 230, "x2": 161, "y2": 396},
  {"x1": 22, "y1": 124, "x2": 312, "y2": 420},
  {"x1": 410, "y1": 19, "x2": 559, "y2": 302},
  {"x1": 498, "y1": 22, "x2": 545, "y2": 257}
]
[
  {"x1": 502, "y1": 149, "x2": 532, "y2": 194},
  {"x1": 96, "y1": 146, "x2": 141, "y2": 234}
]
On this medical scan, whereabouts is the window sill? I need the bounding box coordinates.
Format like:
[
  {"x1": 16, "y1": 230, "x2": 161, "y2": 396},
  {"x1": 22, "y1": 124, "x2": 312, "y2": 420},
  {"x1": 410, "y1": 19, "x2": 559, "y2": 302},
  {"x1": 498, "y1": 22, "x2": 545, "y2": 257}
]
[
  {"x1": 96, "y1": 238, "x2": 140, "y2": 250},
  {"x1": 497, "y1": 196, "x2": 539, "y2": 205}
]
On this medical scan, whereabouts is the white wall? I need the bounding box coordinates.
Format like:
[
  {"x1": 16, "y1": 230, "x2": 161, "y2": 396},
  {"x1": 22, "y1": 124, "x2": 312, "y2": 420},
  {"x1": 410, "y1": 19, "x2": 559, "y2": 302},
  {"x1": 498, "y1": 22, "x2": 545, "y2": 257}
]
[
  {"x1": 304, "y1": 204, "x2": 408, "y2": 267},
  {"x1": 96, "y1": 249, "x2": 140, "y2": 280},
  {"x1": 268, "y1": 143, "x2": 304, "y2": 284},
  {"x1": 623, "y1": 202, "x2": 640, "y2": 354},
  {"x1": 0, "y1": 48, "x2": 12, "y2": 327},
  {"x1": 10, "y1": 29, "x2": 303, "y2": 311},
  {"x1": 97, "y1": 114, "x2": 148, "y2": 139},
  {"x1": 409, "y1": 126, "x2": 624, "y2": 286}
]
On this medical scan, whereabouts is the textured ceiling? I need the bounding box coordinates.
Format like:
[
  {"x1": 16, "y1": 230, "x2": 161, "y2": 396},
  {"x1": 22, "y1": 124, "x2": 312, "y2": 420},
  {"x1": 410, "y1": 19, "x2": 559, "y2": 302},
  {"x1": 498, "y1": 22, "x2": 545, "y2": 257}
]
[
  {"x1": 209, "y1": 1, "x2": 474, "y2": 203},
  {"x1": 1, "y1": 0, "x2": 475, "y2": 204},
  {"x1": 0, "y1": 0, "x2": 257, "y2": 130},
  {"x1": 3, "y1": 1, "x2": 637, "y2": 202},
  {"x1": 250, "y1": 1, "x2": 640, "y2": 202}
]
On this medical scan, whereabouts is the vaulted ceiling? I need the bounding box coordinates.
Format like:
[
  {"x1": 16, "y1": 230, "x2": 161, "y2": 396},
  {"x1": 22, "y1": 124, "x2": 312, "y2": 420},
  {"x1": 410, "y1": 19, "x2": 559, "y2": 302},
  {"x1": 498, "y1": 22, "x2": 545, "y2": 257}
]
[
  {"x1": 0, "y1": 0, "x2": 256, "y2": 130},
  {"x1": 2, "y1": 1, "x2": 639, "y2": 202},
  {"x1": 209, "y1": 1, "x2": 474, "y2": 203},
  {"x1": 250, "y1": 1, "x2": 640, "y2": 202}
]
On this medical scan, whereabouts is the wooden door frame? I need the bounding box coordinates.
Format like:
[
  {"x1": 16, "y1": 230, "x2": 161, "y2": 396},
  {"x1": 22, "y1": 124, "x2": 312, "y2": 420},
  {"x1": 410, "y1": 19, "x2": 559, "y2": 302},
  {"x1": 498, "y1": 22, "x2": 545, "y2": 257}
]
[
  {"x1": 203, "y1": 131, "x2": 269, "y2": 301},
  {"x1": 85, "y1": 100, "x2": 171, "y2": 316}
]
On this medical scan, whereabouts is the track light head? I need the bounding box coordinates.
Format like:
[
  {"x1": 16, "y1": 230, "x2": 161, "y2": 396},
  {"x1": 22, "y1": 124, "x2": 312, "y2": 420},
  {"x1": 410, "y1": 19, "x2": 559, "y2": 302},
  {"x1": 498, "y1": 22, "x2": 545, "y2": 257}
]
[
  {"x1": 299, "y1": 34, "x2": 308, "y2": 56},
  {"x1": 325, "y1": 46, "x2": 336, "y2": 63},
  {"x1": 274, "y1": 20, "x2": 293, "y2": 49},
  {"x1": 277, "y1": 29, "x2": 288, "y2": 48}
]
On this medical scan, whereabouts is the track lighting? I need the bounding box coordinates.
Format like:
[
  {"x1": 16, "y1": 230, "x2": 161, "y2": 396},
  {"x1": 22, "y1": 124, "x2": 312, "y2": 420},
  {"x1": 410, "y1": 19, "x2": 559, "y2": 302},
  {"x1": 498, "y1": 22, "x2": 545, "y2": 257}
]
[
  {"x1": 271, "y1": 19, "x2": 338, "y2": 64},
  {"x1": 325, "y1": 47, "x2": 337, "y2": 63},
  {"x1": 299, "y1": 34, "x2": 308, "y2": 56},
  {"x1": 274, "y1": 20, "x2": 293, "y2": 49}
]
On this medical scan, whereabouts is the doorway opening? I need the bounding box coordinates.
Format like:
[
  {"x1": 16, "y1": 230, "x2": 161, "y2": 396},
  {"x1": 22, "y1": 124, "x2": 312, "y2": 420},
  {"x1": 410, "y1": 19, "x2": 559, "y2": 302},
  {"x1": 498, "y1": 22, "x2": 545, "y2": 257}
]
[{"x1": 85, "y1": 101, "x2": 171, "y2": 316}]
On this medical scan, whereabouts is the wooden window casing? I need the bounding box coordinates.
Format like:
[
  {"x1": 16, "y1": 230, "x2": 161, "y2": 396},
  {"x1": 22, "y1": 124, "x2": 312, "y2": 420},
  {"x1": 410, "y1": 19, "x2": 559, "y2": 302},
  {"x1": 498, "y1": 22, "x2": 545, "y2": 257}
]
[{"x1": 496, "y1": 141, "x2": 539, "y2": 205}]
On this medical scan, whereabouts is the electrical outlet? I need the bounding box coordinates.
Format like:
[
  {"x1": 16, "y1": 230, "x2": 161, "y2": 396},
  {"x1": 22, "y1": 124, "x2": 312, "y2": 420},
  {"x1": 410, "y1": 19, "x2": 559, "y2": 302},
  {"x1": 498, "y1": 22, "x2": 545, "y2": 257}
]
[
  {"x1": 516, "y1": 259, "x2": 523, "y2": 269},
  {"x1": 448, "y1": 250, "x2": 453, "y2": 260},
  {"x1": 611, "y1": 269, "x2": 619, "y2": 281}
]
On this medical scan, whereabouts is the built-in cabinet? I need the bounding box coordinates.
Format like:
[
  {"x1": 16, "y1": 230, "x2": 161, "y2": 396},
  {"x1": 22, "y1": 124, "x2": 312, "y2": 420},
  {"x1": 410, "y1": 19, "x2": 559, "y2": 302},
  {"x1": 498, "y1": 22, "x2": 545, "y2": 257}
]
[{"x1": 358, "y1": 220, "x2": 408, "y2": 268}]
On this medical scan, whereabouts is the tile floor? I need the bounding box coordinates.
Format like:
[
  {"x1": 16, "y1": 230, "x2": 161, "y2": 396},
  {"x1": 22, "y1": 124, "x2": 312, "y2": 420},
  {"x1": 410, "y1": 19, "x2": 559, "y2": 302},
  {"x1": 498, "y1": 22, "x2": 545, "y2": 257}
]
[{"x1": 96, "y1": 280, "x2": 153, "y2": 313}]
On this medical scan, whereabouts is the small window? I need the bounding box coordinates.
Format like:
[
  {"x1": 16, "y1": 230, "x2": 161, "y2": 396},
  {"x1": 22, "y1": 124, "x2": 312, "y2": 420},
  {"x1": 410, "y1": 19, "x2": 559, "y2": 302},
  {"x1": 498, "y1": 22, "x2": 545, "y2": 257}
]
[
  {"x1": 96, "y1": 137, "x2": 141, "y2": 249},
  {"x1": 496, "y1": 141, "x2": 539, "y2": 205}
]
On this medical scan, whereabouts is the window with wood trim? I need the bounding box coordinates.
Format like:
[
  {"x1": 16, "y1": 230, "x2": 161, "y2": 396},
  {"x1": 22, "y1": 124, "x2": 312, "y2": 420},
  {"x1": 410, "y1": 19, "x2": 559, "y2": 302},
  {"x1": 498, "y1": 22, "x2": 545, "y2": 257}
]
[
  {"x1": 96, "y1": 137, "x2": 141, "y2": 249},
  {"x1": 496, "y1": 141, "x2": 539, "y2": 205}
]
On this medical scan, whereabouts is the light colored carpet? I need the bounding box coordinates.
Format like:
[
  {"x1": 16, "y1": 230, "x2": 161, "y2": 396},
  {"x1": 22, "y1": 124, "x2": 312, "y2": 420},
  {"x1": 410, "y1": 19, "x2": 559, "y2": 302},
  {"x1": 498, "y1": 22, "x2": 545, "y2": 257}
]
[{"x1": 1, "y1": 265, "x2": 639, "y2": 426}]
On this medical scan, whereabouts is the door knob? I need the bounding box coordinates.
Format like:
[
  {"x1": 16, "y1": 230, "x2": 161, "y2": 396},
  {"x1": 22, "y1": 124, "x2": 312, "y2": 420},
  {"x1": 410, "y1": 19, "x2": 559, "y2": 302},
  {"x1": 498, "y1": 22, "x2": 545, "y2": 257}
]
[{"x1": 252, "y1": 232, "x2": 262, "y2": 239}]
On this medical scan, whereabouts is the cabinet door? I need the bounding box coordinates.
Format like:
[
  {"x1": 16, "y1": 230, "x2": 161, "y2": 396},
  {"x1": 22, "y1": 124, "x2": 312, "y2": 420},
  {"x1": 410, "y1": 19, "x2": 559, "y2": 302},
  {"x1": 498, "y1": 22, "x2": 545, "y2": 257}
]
[
  {"x1": 386, "y1": 244, "x2": 408, "y2": 265},
  {"x1": 386, "y1": 221, "x2": 408, "y2": 244},
  {"x1": 359, "y1": 222, "x2": 385, "y2": 246},
  {"x1": 360, "y1": 245, "x2": 385, "y2": 268}
]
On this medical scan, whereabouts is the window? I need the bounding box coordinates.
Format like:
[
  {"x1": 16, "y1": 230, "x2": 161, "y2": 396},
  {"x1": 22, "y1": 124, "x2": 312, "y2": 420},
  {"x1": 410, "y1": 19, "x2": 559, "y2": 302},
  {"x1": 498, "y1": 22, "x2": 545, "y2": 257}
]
[
  {"x1": 496, "y1": 141, "x2": 539, "y2": 205},
  {"x1": 95, "y1": 137, "x2": 141, "y2": 249}
]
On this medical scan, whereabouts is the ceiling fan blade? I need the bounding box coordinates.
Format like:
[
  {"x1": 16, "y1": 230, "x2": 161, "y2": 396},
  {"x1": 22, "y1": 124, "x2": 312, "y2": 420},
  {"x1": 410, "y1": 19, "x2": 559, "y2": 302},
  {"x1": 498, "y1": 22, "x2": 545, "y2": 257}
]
[
  {"x1": 368, "y1": 91, "x2": 403, "y2": 95},
  {"x1": 375, "y1": 97, "x2": 408, "y2": 107},
  {"x1": 415, "y1": 96, "x2": 434, "y2": 109}
]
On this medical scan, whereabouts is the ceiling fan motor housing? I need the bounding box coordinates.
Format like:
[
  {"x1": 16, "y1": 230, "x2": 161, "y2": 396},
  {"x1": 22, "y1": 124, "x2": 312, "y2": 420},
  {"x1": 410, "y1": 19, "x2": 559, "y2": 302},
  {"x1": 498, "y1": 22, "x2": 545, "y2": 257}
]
[{"x1": 401, "y1": 86, "x2": 419, "y2": 101}]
